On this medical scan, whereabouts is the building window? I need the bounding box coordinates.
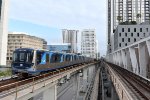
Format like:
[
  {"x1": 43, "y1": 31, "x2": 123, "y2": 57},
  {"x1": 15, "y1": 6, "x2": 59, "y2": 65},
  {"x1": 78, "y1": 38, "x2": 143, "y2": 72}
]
[
  {"x1": 125, "y1": 33, "x2": 127, "y2": 37},
  {"x1": 10, "y1": 57, "x2": 12, "y2": 60},
  {"x1": 143, "y1": 33, "x2": 145, "y2": 37},
  {"x1": 128, "y1": 28, "x2": 130, "y2": 32},
  {"x1": 7, "y1": 57, "x2": 9, "y2": 60},
  {"x1": 137, "y1": 33, "x2": 139, "y2": 37},
  {"x1": 128, "y1": 38, "x2": 130, "y2": 42},
  {"x1": 140, "y1": 28, "x2": 142, "y2": 32},
  {"x1": 119, "y1": 43, "x2": 121, "y2": 47},
  {"x1": 122, "y1": 28, "x2": 124, "y2": 32},
  {"x1": 134, "y1": 28, "x2": 136, "y2": 32},
  {"x1": 125, "y1": 43, "x2": 127, "y2": 46},
  {"x1": 122, "y1": 38, "x2": 124, "y2": 42},
  {"x1": 119, "y1": 33, "x2": 121, "y2": 37},
  {"x1": 131, "y1": 33, "x2": 133, "y2": 37},
  {"x1": 134, "y1": 38, "x2": 136, "y2": 42},
  {"x1": 146, "y1": 28, "x2": 148, "y2": 32}
]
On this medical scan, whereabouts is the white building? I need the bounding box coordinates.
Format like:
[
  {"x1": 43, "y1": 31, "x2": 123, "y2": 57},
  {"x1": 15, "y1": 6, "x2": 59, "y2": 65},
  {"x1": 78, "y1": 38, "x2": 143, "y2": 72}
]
[
  {"x1": 81, "y1": 29, "x2": 97, "y2": 59},
  {"x1": 114, "y1": 25, "x2": 150, "y2": 50},
  {"x1": 0, "y1": 0, "x2": 9, "y2": 65}
]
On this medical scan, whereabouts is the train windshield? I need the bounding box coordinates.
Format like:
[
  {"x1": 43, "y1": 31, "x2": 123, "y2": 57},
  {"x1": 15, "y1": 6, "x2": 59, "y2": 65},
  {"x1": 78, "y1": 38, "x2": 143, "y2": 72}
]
[{"x1": 13, "y1": 51, "x2": 33, "y2": 63}]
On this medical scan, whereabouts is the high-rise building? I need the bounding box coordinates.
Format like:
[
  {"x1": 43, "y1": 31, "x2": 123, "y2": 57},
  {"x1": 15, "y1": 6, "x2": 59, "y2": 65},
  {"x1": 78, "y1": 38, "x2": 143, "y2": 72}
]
[
  {"x1": 7, "y1": 32, "x2": 47, "y2": 66},
  {"x1": 81, "y1": 29, "x2": 97, "y2": 58},
  {"x1": 112, "y1": 0, "x2": 150, "y2": 29},
  {"x1": 107, "y1": 0, "x2": 150, "y2": 53},
  {"x1": 62, "y1": 29, "x2": 79, "y2": 53},
  {"x1": 0, "y1": 0, "x2": 9, "y2": 65}
]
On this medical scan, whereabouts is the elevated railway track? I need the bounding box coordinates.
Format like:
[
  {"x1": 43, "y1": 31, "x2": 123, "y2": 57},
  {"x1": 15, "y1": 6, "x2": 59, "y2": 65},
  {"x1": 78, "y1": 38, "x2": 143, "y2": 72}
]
[
  {"x1": 0, "y1": 61, "x2": 98, "y2": 99},
  {"x1": 105, "y1": 62, "x2": 150, "y2": 100}
]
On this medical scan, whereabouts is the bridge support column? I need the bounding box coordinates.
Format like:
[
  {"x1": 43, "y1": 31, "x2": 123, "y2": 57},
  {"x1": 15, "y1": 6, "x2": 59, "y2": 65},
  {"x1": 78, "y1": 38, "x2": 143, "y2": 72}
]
[
  {"x1": 82, "y1": 68, "x2": 88, "y2": 92},
  {"x1": 126, "y1": 49, "x2": 132, "y2": 71},
  {"x1": 43, "y1": 85, "x2": 57, "y2": 100},
  {"x1": 121, "y1": 50, "x2": 126, "y2": 69},
  {"x1": 139, "y1": 43, "x2": 148, "y2": 77},
  {"x1": 88, "y1": 65, "x2": 94, "y2": 83}
]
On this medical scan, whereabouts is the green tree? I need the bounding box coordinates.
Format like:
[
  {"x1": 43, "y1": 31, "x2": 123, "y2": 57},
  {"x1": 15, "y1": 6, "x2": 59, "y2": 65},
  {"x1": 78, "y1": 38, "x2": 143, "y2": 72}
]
[
  {"x1": 136, "y1": 13, "x2": 141, "y2": 24},
  {"x1": 117, "y1": 16, "x2": 122, "y2": 24}
]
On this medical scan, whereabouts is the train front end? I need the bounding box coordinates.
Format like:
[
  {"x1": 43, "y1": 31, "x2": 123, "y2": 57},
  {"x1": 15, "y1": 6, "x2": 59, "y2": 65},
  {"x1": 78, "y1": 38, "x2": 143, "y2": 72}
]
[{"x1": 11, "y1": 48, "x2": 37, "y2": 76}]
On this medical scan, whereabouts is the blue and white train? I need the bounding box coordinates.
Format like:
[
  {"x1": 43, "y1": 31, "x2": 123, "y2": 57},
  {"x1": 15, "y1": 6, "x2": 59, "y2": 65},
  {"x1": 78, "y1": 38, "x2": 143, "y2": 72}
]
[{"x1": 11, "y1": 48, "x2": 94, "y2": 76}]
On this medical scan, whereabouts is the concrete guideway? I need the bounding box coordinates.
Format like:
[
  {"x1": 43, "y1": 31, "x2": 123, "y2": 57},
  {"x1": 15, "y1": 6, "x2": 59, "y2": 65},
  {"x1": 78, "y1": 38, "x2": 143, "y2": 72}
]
[{"x1": 0, "y1": 62, "x2": 98, "y2": 100}]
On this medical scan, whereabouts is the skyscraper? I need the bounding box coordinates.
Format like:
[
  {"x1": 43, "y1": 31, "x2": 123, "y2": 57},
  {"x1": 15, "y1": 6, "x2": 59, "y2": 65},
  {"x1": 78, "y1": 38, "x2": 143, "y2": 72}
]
[
  {"x1": 0, "y1": 0, "x2": 9, "y2": 65},
  {"x1": 62, "y1": 29, "x2": 79, "y2": 53},
  {"x1": 113, "y1": 0, "x2": 150, "y2": 29}
]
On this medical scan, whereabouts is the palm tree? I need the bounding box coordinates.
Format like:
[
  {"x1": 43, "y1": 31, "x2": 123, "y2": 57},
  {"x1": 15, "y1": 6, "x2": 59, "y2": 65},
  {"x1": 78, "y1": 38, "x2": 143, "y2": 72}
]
[
  {"x1": 117, "y1": 16, "x2": 122, "y2": 24},
  {"x1": 136, "y1": 13, "x2": 141, "y2": 24}
]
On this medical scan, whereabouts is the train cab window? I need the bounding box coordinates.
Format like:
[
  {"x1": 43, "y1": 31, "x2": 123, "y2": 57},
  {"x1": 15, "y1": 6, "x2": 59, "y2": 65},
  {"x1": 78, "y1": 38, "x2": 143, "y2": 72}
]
[{"x1": 20, "y1": 53, "x2": 26, "y2": 61}]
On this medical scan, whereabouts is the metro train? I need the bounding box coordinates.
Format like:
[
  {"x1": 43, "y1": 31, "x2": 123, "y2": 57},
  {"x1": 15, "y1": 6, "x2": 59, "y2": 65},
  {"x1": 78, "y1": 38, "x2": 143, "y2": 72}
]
[{"x1": 11, "y1": 48, "x2": 94, "y2": 77}]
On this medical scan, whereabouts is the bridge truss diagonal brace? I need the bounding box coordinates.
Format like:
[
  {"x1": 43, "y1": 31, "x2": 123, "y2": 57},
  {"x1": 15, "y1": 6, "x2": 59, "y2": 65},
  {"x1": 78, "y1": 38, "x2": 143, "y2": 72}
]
[
  {"x1": 121, "y1": 50, "x2": 127, "y2": 69},
  {"x1": 129, "y1": 47, "x2": 139, "y2": 74}
]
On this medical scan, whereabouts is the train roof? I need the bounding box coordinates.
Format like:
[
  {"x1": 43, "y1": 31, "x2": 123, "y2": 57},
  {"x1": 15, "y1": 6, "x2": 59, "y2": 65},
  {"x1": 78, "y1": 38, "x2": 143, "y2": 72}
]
[{"x1": 14, "y1": 48, "x2": 34, "y2": 52}]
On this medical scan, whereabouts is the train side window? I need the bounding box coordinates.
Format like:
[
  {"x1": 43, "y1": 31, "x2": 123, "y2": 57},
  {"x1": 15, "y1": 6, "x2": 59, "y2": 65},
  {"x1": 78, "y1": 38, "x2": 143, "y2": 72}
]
[
  {"x1": 55, "y1": 54, "x2": 61, "y2": 62},
  {"x1": 66, "y1": 55, "x2": 71, "y2": 61},
  {"x1": 46, "y1": 54, "x2": 49, "y2": 63},
  {"x1": 37, "y1": 52, "x2": 43, "y2": 64}
]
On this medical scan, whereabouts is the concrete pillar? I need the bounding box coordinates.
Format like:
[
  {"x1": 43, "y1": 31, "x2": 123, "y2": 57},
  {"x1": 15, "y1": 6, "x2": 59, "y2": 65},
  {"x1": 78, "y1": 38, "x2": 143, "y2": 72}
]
[
  {"x1": 115, "y1": 53, "x2": 117, "y2": 64},
  {"x1": 146, "y1": 40, "x2": 150, "y2": 78},
  {"x1": 112, "y1": 55, "x2": 115, "y2": 64},
  {"x1": 121, "y1": 50, "x2": 126, "y2": 68},
  {"x1": 126, "y1": 49, "x2": 132, "y2": 71},
  {"x1": 146, "y1": 40, "x2": 150, "y2": 55},
  {"x1": 139, "y1": 43, "x2": 147, "y2": 77},
  {"x1": 83, "y1": 68, "x2": 88, "y2": 92},
  {"x1": 118, "y1": 51, "x2": 123, "y2": 66},
  {"x1": 129, "y1": 47, "x2": 139, "y2": 74},
  {"x1": 43, "y1": 85, "x2": 57, "y2": 100},
  {"x1": 116, "y1": 52, "x2": 119, "y2": 65},
  {"x1": 88, "y1": 66, "x2": 93, "y2": 83},
  {"x1": 0, "y1": 0, "x2": 9, "y2": 65},
  {"x1": 72, "y1": 74, "x2": 78, "y2": 100}
]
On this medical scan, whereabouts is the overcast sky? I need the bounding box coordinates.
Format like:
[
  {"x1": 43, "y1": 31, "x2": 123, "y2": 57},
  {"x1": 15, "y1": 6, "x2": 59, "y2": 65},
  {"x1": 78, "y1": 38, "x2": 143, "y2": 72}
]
[{"x1": 9, "y1": 0, "x2": 107, "y2": 56}]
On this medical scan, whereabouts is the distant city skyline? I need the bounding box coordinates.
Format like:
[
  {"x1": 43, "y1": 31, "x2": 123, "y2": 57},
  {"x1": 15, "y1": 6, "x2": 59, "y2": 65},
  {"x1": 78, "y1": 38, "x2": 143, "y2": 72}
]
[{"x1": 8, "y1": 0, "x2": 106, "y2": 55}]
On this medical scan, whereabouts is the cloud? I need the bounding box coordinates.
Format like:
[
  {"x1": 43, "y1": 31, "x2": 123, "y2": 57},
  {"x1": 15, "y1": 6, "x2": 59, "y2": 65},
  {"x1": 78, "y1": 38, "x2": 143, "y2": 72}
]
[{"x1": 9, "y1": 0, "x2": 107, "y2": 55}]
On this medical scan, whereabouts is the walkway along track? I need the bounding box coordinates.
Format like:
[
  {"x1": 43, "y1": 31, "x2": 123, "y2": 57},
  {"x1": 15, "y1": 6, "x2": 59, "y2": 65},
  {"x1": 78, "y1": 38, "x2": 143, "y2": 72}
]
[
  {"x1": 105, "y1": 62, "x2": 150, "y2": 100},
  {"x1": 0, "y1": 61, "x2": 98, "y2": 99}
]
